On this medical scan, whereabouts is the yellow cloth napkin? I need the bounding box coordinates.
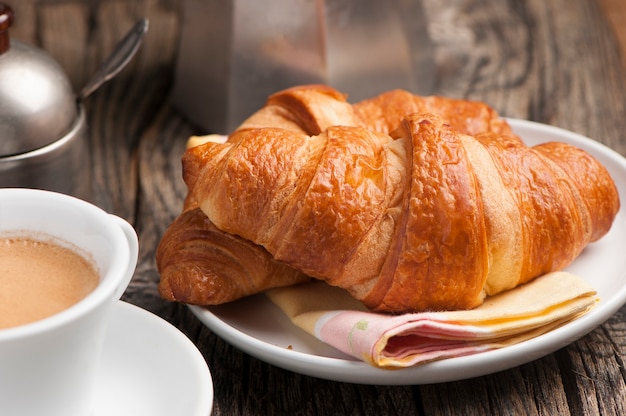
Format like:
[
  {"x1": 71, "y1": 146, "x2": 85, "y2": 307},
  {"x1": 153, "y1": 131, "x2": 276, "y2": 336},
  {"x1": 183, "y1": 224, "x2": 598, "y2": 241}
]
[{"x1": 266, "y1": 271, "x2": 597, "y2": 368}]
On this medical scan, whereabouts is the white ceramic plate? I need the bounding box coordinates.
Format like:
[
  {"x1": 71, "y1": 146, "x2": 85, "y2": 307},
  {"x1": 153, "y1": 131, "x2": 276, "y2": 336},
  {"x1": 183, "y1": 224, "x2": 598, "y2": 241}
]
[
  {"x1": 93, "y1": 301, "x2": 213, "y2": 415},
  {"x1": 189, "y1": 119, "x2": 626, "y2": 385}
]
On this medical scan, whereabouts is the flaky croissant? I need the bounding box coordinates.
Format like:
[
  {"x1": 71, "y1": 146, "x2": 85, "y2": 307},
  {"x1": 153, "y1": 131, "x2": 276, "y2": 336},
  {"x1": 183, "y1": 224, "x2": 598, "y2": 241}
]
[
  {"x1": 175, "y1": 85, "x2": 619, "y2": 312},
  {"x1": 159, "y1": 86, "x2": 518, "y2": 307},
  {"x1": 230, "y1": 84, "x2": 513, "y2": 138},
  {"x1": 157, "y1": 207, "x2": 309, "y2": 304}
]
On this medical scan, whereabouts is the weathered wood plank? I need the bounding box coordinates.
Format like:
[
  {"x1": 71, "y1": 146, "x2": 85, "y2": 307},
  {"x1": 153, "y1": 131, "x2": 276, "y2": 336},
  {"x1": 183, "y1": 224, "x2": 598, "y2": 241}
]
[
  {"x1": 598, "y1": 0, "x2": 626, "y2": 71},
  {"x1": 424, "y1": 0, "x2": 626, "y2": 154}
]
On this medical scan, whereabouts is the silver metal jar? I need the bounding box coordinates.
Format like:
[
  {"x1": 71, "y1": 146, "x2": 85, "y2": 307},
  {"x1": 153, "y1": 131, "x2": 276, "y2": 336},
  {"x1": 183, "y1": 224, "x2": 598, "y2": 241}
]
[
  {"x1": 0, "y1": 3, "x2": 90, "y2": 200},
  {"x1": 0, "y1": 104, "x2": 89, "y2": 199}
]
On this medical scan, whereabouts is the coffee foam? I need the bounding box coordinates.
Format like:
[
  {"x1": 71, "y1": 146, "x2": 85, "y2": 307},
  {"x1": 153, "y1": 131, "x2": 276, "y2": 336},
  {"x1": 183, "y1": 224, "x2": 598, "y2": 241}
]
[{"x1": 0, "y1": 235, "x2": 99, "y2": 329}]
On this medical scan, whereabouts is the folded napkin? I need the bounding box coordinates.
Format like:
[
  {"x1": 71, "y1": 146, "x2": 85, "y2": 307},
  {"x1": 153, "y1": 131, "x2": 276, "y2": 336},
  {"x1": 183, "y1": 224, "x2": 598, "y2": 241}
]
[{"x1": 266, "y1": 272, "x2": 597, "y2": 368}]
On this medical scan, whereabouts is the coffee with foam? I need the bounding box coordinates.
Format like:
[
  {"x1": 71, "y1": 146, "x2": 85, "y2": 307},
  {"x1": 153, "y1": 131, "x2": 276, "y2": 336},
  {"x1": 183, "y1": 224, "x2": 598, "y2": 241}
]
[{"x1": 0, "y1": 236, "x2": 99, "y2": 329}]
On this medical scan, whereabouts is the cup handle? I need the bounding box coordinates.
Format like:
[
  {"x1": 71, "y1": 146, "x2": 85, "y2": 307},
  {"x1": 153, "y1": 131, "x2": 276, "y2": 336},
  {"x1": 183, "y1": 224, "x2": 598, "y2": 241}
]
[{"x1": 109, "y1": 215, "x2": 139, "y2": 299}]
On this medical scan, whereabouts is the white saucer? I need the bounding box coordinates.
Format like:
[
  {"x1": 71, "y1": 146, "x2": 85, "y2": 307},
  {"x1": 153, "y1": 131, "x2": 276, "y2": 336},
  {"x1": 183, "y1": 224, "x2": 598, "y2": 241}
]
[{"x1": 92, "y1": 301, "x2": 213, "y2": 415}]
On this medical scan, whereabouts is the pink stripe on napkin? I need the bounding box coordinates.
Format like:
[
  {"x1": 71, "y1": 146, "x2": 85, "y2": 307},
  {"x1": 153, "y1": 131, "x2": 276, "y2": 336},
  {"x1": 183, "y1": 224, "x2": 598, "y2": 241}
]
[{"x1": 266, "y1": 271, "x2": 597, "y2": 368}]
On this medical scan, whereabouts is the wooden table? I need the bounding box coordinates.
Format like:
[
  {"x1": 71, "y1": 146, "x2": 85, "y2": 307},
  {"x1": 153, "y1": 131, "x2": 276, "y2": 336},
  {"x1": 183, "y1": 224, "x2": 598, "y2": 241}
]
[{"x1": 11, "y1": 0, "x2": 626, "y2": 414}]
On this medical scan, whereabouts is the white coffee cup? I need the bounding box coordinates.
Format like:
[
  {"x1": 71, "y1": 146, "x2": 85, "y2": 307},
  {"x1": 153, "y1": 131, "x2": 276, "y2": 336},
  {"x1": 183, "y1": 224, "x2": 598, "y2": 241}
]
[{"x1": 0, "y1": 188, "x2": 138, "y2": 416}]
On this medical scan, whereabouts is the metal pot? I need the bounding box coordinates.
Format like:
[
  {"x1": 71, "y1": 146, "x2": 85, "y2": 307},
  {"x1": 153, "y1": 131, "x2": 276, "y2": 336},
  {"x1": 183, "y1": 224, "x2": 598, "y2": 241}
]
[
  {"x1": 0, "y1": 3, "x2": 147, "y2": 201},
  {"x1": 0, "y1": 103, "x2": 89, "y2": 199},
  {"x1": 0, "y1": 4, "x2": 89, "y2": 198}
]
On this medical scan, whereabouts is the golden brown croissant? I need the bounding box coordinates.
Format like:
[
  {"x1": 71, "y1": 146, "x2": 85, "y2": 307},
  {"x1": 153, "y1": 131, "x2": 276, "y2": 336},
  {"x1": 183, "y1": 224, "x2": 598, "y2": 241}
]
[
  {"x1": 352, "y1": 88, "x2": 513, "y2": 137},
  {"x1": 230, "y1": 84, "x2": 513, "y2": 137},
  {"x1": 157, "y1": 207, "x2": 309, "y2": 305},
  {"x1": 179, "y1": 87, "x2": 619, "y2": 312},
  {"x1": 160, "y1": 85, "x2": 518, "y2": 307}
]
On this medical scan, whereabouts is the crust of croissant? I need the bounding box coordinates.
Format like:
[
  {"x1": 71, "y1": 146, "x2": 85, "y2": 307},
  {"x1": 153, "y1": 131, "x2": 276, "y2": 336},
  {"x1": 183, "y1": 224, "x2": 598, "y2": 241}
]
[
  {"x1": 183, "y1": 109, "x2": 619, "y2": 312},
  {"x1": 234, "y1": 85, "x2": 357, "y2": 136},
  {"x1": 156, "y1": 208, "x2": 309, "y2": 305},
  {"x1": 352, "y1": 89, "x2": 513, "y2": 137},
  {"x1": 232, "y1": 85, "x2": 513, "y2": 138},
  {"x1": 361, "y1": 115, "x2": 490, "y2": 311},
  {"x1": 532, "y1": 142, "x2": 618, "y2": 241},
  {"x1": 164, "y1": 85, "x2": 619, "y2": 311},
  {"x1": 166, "y1": 85, "x2": 519, "y2": 308},
  {"x1": 475, "y1": 133, "x2": 590, "y2": 282},
  {"x1": 185, "y1": 115, "x2": 492, "y2": 310}
]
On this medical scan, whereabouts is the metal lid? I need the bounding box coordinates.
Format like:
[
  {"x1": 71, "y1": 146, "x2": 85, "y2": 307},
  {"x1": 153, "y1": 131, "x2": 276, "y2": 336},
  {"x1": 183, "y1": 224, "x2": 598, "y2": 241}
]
[{"x1": 0, "y1": 3, "x2": 78, "y2": 156}]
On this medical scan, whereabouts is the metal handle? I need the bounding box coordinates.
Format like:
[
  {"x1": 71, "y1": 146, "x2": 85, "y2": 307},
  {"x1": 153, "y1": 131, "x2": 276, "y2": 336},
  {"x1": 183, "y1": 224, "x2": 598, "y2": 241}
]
[{"x1": 78, "y1": 18, "x2": 149, "y2": 101}]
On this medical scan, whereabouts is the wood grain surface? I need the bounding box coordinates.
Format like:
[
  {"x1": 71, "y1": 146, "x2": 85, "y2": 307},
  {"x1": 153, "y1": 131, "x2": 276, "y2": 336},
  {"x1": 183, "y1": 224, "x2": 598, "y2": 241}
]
[{"x1": 9, "y1": 0, "x2": 626, "y2": 414}]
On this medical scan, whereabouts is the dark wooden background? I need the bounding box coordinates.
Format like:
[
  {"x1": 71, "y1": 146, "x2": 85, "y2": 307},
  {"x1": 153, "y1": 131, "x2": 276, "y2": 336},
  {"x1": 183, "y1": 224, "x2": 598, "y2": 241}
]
[{"x1": 9, "y1": 0, "x2": 626, "y2": 414}]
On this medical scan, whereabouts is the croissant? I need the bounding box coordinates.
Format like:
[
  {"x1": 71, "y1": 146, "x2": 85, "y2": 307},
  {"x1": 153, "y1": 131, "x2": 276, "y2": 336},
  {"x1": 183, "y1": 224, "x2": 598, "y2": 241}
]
[
  {"x1": 230, "y1": 84, "x2": 513, "y2": 137},
  {"x1": 162, "y1": 85, "x2": 619, "y2": 312},
  {"x1": 156, "y1": 207, "x2": 309, "y2": 305}
]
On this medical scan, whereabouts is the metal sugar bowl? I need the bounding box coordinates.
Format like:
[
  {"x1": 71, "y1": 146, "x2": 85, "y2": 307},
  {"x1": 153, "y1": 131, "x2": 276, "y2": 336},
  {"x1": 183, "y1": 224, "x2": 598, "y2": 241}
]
[{"x1": 0, "y1": 3, "x2": 147, "y2": 200}]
